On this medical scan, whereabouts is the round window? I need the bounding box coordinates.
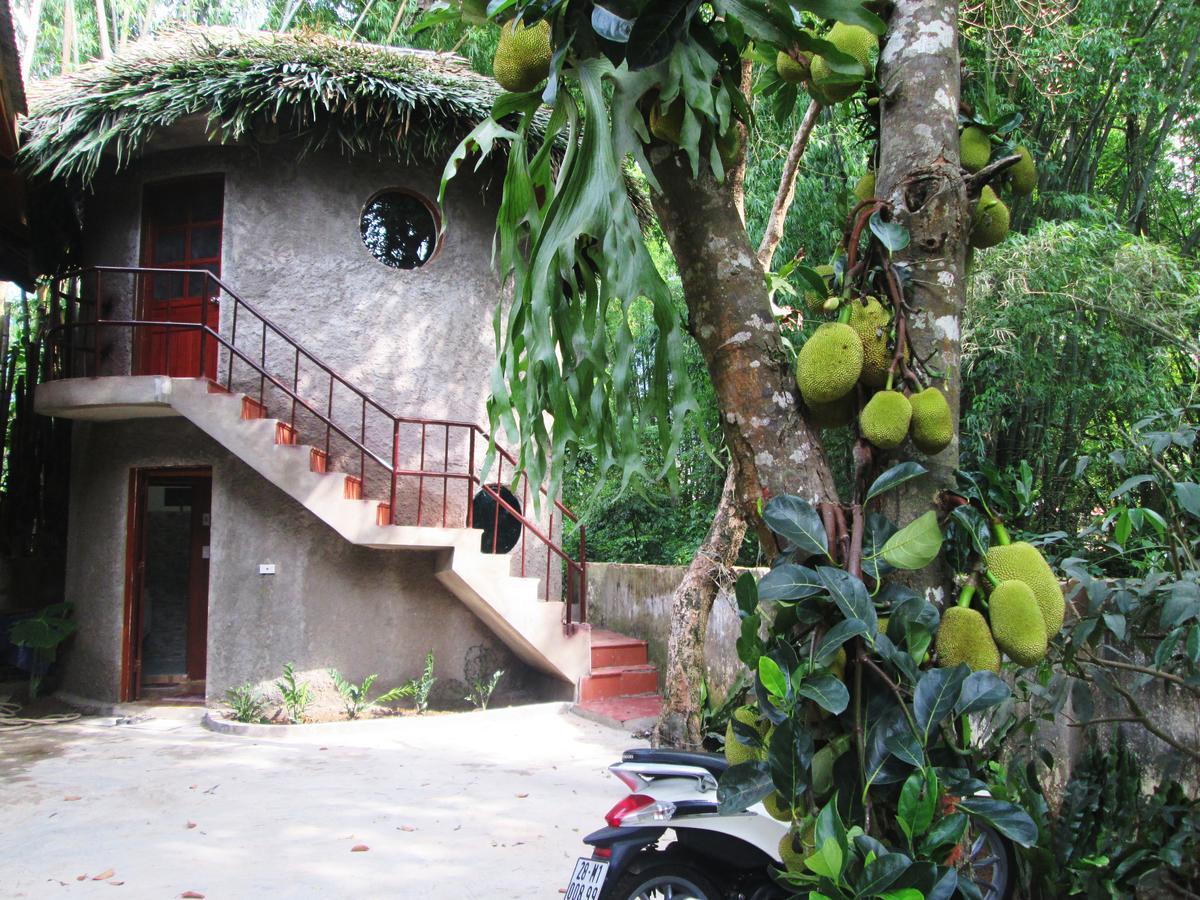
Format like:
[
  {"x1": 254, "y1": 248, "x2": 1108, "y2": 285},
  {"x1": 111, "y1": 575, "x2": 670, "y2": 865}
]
[{"x1": 360, "y1": 190, "x2": 439, "y2": 269}]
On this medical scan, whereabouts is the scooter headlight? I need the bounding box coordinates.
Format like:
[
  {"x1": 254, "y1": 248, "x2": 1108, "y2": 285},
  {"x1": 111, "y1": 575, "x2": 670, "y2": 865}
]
[{"x1": 604, "y1": 794, "x2": 677, "y2": 827}]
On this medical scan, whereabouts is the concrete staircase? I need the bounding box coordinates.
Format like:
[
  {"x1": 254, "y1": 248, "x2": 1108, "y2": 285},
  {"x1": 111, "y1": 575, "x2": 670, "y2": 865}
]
[
  {"x1": 572, "y1": 629, "x2": 662, "y2": 732},
  {"x1": 35, "y1": 375, "x2": 591, "y2": 685}
]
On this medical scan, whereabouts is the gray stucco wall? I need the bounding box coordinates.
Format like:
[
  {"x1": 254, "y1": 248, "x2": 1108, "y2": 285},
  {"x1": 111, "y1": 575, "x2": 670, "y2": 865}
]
[
  {"x1": 61, "y1": 417, "x2": 567, "y2": 705},
  {"x1": 77, "y1": 136, "x2": 558, "y2": 596}
]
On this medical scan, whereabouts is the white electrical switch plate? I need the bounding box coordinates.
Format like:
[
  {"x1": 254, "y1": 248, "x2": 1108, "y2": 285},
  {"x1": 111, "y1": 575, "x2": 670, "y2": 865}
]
[{"x1": 258, "y1": 564, "x2": 276, "y2": 575}]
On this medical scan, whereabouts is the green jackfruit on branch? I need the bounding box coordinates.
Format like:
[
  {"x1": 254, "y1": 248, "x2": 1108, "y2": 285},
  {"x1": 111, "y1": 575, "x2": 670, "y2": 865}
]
[
  {"x1": 776, "y1": 50, "x2": 810, "y2": 84},
  {"x1": 988, "y1": 580, "x2": 1048, "y2": 666},
  {"x1": 1007, "y1": 144, "x2": 1037, "y2": 196},
  {"x1": 985, "y1": 542, "x2": 1065, "y2": 639},
  {"x1": 860, "y1": 390, "x2": 912, "y2": 450},
  {"x1": 852, "y1": 170, "x2": 875, "y2": 203},
  {"x1": 492, "y1": 19, "x2": 552, "y2": 93},
  {"x1": 809, "y1": 23, "x2": 877, "y2": 104},
  {"x1": 936, "y1": 606, "x2": 1001, "y2": 673},
  {"x1": 796, "y1": 322, "x2": 864, "y2": 404},
  {"x1": 909, "y1": 386, "x2": 953, "y2": 454},
  {"x1": 970, "y1": 185, "x2": 1010, "y2": 249},
  {"x1": 847, "y1": 296, "x2": 891, "y2": 387},
  {"x1": 724, "y1": 705, "x2": 768, "y2": 765},
  {"x1": 960, "y1": 126, "x2": 991, "y2": 173},
  {"x1": 649, "y1": 97, "x2": 684, "y2": 145}
]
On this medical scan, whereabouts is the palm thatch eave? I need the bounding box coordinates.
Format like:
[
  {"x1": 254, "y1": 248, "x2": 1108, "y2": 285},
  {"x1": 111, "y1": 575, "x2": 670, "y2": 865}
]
[{"x1": 20, "y1": 26, "x2": 510, "y2": 186}]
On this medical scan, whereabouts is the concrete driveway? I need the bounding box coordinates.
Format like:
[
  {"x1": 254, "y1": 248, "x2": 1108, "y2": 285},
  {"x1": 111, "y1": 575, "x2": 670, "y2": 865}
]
[{"x1": 0, "y1": 703, "x2": 646, "y2": 899}]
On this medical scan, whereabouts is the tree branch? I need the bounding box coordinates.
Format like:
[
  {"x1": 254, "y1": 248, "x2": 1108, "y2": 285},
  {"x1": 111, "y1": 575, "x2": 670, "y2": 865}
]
[{"x1": 756, "y1": 99, "x2": 823, "y2": 270}]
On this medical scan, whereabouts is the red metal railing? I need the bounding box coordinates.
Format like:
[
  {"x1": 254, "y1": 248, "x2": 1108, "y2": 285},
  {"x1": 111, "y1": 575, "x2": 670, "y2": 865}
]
[{"x1": 41, "y1": 266, "x2": 587, "y2": 623}]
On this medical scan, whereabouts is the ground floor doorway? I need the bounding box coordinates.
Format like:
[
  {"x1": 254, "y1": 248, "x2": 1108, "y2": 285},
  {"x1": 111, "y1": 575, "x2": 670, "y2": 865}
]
[{"x1": 122, "y1": 468, "x2": 211, "y2": 701}]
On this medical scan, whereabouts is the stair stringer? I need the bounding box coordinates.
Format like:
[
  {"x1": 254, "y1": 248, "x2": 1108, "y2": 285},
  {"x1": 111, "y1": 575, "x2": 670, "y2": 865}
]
[{"x1": 37, "y1": 375, "x2": 590, "y2": 685}]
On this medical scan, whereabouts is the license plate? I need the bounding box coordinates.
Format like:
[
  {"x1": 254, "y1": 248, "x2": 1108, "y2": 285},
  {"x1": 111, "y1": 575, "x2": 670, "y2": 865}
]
[{"x1": 564, "y1": 857, "x2": 609, "y2": 900}]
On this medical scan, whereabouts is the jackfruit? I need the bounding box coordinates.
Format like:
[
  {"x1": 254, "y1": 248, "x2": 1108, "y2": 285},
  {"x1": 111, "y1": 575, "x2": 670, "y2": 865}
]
[
  {"x1": 796, "y1": 322, "x2": 864, "y2": 404},
  {"x1": 909, "y1": 386, "x2": 953, "y2": 454},
  {"x1": 778, "y1": 822, "x2": 816, "y2": 872},
  {"x1": 807, "y1": 394, "x2": 856, "y2": 429},
  {"x1": 776, "y1": 50, "x2": 809, "y2": 84},
  {"x1": 460, "y1": 0, "x2": 489, "y2": 25},
  {"x1": 970, "y1": 185, "x2": 1010, "y2": 249},
  {"x1": 847, "y1": 296, "x2": 891, "y2": 387},
  {"x1": 988, "y1": 580, "x2": 1048, "y2": 666},
  {"x1": 724, "y1": 705, "x2": 768, "y2": 764},
  {"x1": 649, "y1": 97, "x2": 684, "y2": 145},
  {"x1": 960, "y1": 126, "x2": 991, "y2": 173},
  {"x1": 1007, "y1": 144, "x2": 1036, "y2": 196},
  {"x1": 809, "y1": 23, "x2": 877, "y2": 104},
  {"x1": 763, "y1": 792, "x2": 795, "y2": 821},
  {"x1": 492, "y1": 19, "x2": 552, "y2": 93},
  {"x1": 860, "y1": 390, "x2": 912, "y2": 450},
  {"x1": 985, "y1": 542, "x2": 1065, "y2": 639},
  {"x1": 853, "y1": 170, "x2": 876, "y2": 203},
  {"x1": 935, "y1": 606, "x2": 1000, "y2": 673}
]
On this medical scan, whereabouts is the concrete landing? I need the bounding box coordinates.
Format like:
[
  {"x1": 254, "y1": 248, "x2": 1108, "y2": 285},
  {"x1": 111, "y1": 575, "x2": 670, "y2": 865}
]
[{"x1": 572, "y1": 694, "x2": 661, "y2": 733}]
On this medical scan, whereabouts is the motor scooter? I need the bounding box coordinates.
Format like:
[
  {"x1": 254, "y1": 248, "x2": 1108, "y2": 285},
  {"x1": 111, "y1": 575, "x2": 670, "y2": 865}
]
[{"x1": 563, "y1": 747, "x2": 1015, "y2": 900}]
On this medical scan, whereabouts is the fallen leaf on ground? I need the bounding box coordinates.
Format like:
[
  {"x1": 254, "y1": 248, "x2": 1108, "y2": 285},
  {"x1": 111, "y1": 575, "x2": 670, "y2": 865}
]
[
  {"x1": 350, "y1": 845, "x2": 369, "y2": 852},
  {"x1": 186, "y1": 822, "x2": 197, "y2": 829},
  {"x1": 76, "y1": 875, "x2": 86, "y2": 881},
  {"x1": 64, "y1": 795, "x2": 81, "y2": 801},
  {"x1": 180, "y1": 892, "x2": 205, "y2": 898},
  {"x1": 188, "y1": 785, "x2": 197, "y2": 789},
  {"x1": 109, "y1": 881, "x2": 125, "y2": 886},
  {"x1": 398, "y1": 825, "x2": 416, "y2": 832},
  {"x1": 93, "y1": 869, "x2": 115, "y2": 880},
  {"x1": 515, "y1": 793, "x2": 529, "y2": 798}
]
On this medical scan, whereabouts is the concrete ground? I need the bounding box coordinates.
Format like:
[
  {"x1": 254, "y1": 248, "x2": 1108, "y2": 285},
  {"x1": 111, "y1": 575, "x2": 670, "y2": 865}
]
[{"x1": 1, "y1": 702, "x2": 646, "y2": 899}]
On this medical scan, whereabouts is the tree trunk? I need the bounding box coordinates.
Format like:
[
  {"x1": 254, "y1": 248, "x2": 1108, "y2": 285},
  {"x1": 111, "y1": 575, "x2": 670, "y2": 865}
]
[
  {"x1": 757, "y1": 99, "x2": 823, "y2": 269},
  {"x1": 874, "y1": 0, "x2": 968, "y2": 603},
  {"x1": 652, "y1": 463, "x2": 747, "y2": 748},
  {"x1": 648, "y1": 153, "x2": 840, "y2": 542}
]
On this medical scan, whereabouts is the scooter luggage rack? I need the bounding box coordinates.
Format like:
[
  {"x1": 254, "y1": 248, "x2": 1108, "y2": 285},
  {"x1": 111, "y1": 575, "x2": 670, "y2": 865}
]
[{"x1": 609, "y1": 761, "x2": 719, "y2": 792}]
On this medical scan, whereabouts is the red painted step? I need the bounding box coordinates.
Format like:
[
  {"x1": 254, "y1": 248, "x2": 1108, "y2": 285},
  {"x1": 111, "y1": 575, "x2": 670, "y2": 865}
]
[
  {"x1": 579, "y1": 664, "x2": 658, "y2": 701},
  {"x1": 590, "y1": 628, "x2": 650, "y2": 668},
  {"x1": 574, "y1": 694, "x2": 662, "y2": 730}
]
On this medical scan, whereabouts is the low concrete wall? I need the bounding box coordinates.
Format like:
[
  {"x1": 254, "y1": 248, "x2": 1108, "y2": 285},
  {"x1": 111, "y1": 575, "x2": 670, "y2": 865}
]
[{"x1": 585, "y1": 562, "x2": 766, "y2": 705}]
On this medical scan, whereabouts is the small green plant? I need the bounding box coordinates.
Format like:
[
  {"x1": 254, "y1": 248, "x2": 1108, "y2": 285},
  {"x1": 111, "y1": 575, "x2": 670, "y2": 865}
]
[
  {"x1": 9, "y1": 602, "x2": 77, "y2": 698},
  {"x1": 328, "y1": 669, "x2": 407, "y2": 719},
  {"x1": 463, "y1": 644, "x2": 503, "y2": 710},
  {"x1": 274, "y1": 662, "x2": 312, "y2": 724},
  {"x1": 402, "y1": 650, "x2": 438, "y2": 714},
  {"x1": 224, "y1": 683, "x2": 267, "y2": 723}
]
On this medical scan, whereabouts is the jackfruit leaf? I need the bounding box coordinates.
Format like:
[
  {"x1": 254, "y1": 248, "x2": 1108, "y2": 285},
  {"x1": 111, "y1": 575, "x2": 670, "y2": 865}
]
[
  {"x1": 758, "y1": 655, "x2": 790, "y2": 701},
  {"x1": 865, "y1": 704, "x2": 910, "y2": 788},
  {"x1": 754, "y1": 671, "x2": 790, "y2": 725},
  {"x1": 626, "y1": 0, "x2": 700, "y2": 69},
  {"x1": 814, "y1": 618, "x2": 870, "y2": 664},
  {"x1": 869, "y1": 210, "x2": 910, "y2": 252},
  {"x1": 855, "y1": 852, "x2": 912, "y2": 897},
  {"x1": 884, "y1": 723, "x2": 924, "y2": 768},
  {"x1": 1174, "y1": 482, "x2": 1200, "y2": 518},
  {"x1": 590, "y1": 5, "x2": 633, "y2": 42},
  {"x1": 757, "y1": 563, "x2": 823, "y2": 602},
  {"x1": 817, "y1": 566, "x2": 878, "y2": 633},
  {"x1": 805, "y1": 836, "x2": 844, "y2": 880},
  {"x1": 1109, "y1": 474, "x2": 1154, "y2": 499},
  {"x1": 879, "y1": 891, "x2": 923, "y2": 900},
  {"x1": 920, "y1": 814, "x2": 967, "y2": 856},
  {"x1": 717, "y1": 759, "x2": 774, "y2": 814},
  {"x1": 735, "y1": 570, "x2": 759, "y2": 615},
  {"x1": 1103, "y1": 612, "x2": 1127, "y2": 641},
  {"x1": 764, "y1": 495, "x2": 829, "y2": 558},
  {"x1": 795, "y1": 0, "x2": 886, "y2": 34},
  {"x1": 876, "y1": 632, "x2": 921, "y2": 683},
  {"x1": 992, "y1": 111, "x2": 1024, "y2": 135},
  {"x1": 954, "y1": 671, "x2": 1009, "y2": 715},
  {"x1": 731, "y1": 716, "x2": 765, "y2": 748},
  {"x1": 913, "y1": 665, "x2": 968, "y2": 744},
  {"x1": 768, "y1": 718, "x2": 814, "y2": 802},
  {"x1": 813, "y1": 797, "x2": 849, "y2": 875},
  {"x1": 1159, "y1": 582, "x2": 1200, "y2": 629},
  {"x1": 863, "y1": 513, "x2": 898, "y2": 581},
  {"x1": 866, "y1": 462, "x2": 928, "y2": 504},
  {"x1": 797, "y1": 674, "x2": 850, "y2": 715},
  {"x1": 737, "y1": 614, "x2": 765, "y2": 666},
  {"x1": 790, "y1": 30, "x2": 865, "y2": 77},
  {"x1": 880, "y1": 511, "x2": 943, "y2": 570},
  {"x1": 897, "y1": 769, "x2": 937, "y2": 843},
  {"x1": 927, "y1": 868, "x2": 959, "y2": 900},
  {"x1": 955, "y1": 796, "x2": 1038, "y2": 847},
  {"x1": 949, "y1": 504, "x2": 990, "y2": 557}
]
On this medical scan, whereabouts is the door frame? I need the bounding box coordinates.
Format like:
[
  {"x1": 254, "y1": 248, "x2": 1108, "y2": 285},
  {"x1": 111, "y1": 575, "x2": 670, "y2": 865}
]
[{"x1": 120, "y1": 466, "x2": 213, "y2": 702}]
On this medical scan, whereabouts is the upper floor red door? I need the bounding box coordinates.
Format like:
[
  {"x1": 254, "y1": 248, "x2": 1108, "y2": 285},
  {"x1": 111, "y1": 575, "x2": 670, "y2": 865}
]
[{"x1": 136, "y1": 176, "x2": 224, "y2": 377}]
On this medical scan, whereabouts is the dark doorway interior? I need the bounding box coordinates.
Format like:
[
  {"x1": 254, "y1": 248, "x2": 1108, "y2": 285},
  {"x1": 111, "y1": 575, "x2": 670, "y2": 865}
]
[{"x1": 123, "y1": 469, "x2": 211, "y2": 701}]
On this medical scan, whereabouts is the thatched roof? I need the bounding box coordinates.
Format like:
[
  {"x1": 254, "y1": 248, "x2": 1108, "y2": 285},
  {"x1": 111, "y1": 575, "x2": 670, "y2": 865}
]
[{"x1": 21, "y1": 26, "x2": 507, "y2": 185}]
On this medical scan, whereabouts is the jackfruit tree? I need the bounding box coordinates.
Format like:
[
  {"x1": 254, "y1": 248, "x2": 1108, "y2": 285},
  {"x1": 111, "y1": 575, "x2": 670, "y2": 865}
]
[{"x1": 437, "y1": 1, "x2": 1045, "y2": 880}]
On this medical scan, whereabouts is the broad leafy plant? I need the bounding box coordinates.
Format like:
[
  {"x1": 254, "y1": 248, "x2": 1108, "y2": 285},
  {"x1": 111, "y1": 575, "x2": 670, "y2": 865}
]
[
  {"x1": 275, "y1": 662, "x2": 313, "y2": 724},
  {"x1": 224, "y1": 683, "x2": 268, "y2": 724},
  {"x1": 328, "y1": 669, "x2": 409, "y2": 720},
  {"x1": 719, "y1": 472, "x2": 1038, "y2": 897},
  {"x1": 9, "y1": 602, "x2": 77, "y2": 699},
  {"x1": 400, "y1": 650, "x2": 438, "y2": 715}
]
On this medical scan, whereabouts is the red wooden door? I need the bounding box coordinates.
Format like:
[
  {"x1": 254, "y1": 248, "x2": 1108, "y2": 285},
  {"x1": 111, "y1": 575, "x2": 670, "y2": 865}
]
[{"x1": 137, "y1": 177, "x2": 224, "y2": 377}]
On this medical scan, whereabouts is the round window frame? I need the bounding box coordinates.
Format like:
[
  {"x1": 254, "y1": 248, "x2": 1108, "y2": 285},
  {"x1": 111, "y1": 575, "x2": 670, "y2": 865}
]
[{"x1": 358, "y1": 187, "x2": 443, "y2": 270}]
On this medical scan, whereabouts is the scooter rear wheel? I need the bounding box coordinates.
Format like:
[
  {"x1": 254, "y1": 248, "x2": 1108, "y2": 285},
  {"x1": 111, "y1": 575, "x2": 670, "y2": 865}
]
[{"x1": 608, "y1": 858, "x2": 722, "y2": 900}]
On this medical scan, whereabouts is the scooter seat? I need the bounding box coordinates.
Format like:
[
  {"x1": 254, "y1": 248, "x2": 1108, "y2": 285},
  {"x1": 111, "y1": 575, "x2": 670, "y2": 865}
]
[{"x1": 621, "y1": 747, "x2": 729, "y2": 778}]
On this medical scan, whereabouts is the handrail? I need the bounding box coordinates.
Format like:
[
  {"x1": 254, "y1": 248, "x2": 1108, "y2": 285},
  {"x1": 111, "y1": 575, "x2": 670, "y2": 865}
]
[{"x1": 41, "y1": 266, "x2": 588, "y2": 623}]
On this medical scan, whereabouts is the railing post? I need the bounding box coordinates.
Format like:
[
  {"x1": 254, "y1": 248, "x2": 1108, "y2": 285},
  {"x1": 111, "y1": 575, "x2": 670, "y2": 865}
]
[
  {"x1": 291, "y1": 346, "x2": 299, "y2": 431},
  {"x1": 326, "y1": 376, "x2": 333, "y2": 460},
  {"x1": 259, "y1": 321, "x2": 266, "y2": 407},
  {"x1": 360, "y1": 399, "x2": 367, "y2": 488},
  {"x1": 442, "y1": 424, "x2": 450, "y2": 528},
  {"x1": 579, "y1": 525, "x2": 588, "y2": 624},
  {"x1": 416, "y1": 423, "x2": 426, "y2": 527},
  {"x1": 492, "y1": 456, "x2": 502, "y2": 553},
  {"x1": 227, "y1": 295, "x2": 238, "y2": 388},
  {"x1": 546, "y1": 511, "x2": 553, "y2": 602},
  {"x1": 466, "y1": 429, "x2": 476, "y2": 528},
  {"x1": 93, "y1": 273, "x2": 100, "y2": 377},
  {"x1": 199, "y1": 273, "x2": 209, "y2": 381},
  {"x1": 390, "y1": 419, "x2": 399, "y2": 528}
]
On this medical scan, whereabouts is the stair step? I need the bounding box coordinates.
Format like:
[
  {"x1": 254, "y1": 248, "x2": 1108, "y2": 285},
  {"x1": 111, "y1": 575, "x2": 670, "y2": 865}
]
[
  {"x1": 572, "y1": 695, "x2": 661, "y2": 731},
  {"x1": 376, "y1": 503, "x2": 392, "y2": 527},
  {"x1": 344, "y1": 475, "x2": 363, "y2": 500},
  {"x1": 579, "y1": 664, "x2": 659, "y2": 701},
  {"x1": 310, "y1": 448, "x2": 328, "y2": 473},
  {"x1": 206, "y1": 380, "x2": 231, "y2": 394},
  {"x1": 275, "y1": 422, "x2": 298, "y2": 445},
  {"x1": 590, "y1": 628, "x2": 649, "y2": 668},
  {"x1": 241, "y1": 396, "x2": 267, "y2": 420}
]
